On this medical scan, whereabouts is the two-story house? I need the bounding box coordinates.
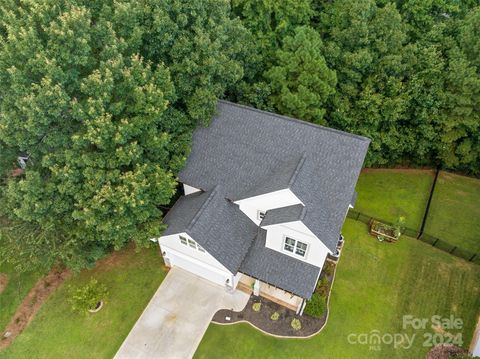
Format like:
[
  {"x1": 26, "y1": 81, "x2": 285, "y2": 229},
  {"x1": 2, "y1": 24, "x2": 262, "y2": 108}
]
[{"x1": 157, "y1": 101, "x2": 370, "y2": 314}]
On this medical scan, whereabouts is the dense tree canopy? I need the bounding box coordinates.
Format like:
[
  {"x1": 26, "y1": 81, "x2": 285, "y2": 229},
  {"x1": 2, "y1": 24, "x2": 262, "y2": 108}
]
[
  {"x1": 265, "y1": 26, "x2": 336, "y2": 125},
  {"x1": 1, "y1": 0, "x2": 479, "y2": 272},
  {"x1": 233, "y1": 0, "x2": 480, "y2": 172},
  {"x1": 0, "y1": 0, "x2": 245, "y2": 271}
]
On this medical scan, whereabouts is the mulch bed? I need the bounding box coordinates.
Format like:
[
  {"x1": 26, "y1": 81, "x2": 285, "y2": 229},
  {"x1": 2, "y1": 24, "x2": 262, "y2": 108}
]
[
  {"x1": 0, "y1": 267, "x2": 70, "y2": 349},
  {"x1": 212, "y1": 295, "x2": 326, "y2": 337},
  {"x1": 212, "y1": 259, "x2": 339, "y2": 337},
  {"x1": 425, "y1": 344, "x2": 468, "y2": 359}
]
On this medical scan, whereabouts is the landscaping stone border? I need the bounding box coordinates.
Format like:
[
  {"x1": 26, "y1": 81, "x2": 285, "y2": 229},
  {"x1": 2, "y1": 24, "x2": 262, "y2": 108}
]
[{"x1": 211, "y1": 249, "x2": 342, "y2": 338}]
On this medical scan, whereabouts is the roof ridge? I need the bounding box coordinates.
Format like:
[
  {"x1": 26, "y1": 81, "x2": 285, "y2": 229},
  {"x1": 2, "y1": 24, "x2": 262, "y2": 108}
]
[
  {"x1": 218, "y1": 100, "x2": 371, "y2": 143},
  {"x1": 187, "y1": 186, "x2": 218, "y2": 231},
  {"x1": 288, "y1": 152, "x2": 307, "y2": 187}
]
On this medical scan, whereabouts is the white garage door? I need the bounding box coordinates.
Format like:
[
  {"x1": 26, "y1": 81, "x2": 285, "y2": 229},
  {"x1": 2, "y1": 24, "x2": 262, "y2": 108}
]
[{"x1": 165, "y1": 249, "x2": 230, "y2": 287}]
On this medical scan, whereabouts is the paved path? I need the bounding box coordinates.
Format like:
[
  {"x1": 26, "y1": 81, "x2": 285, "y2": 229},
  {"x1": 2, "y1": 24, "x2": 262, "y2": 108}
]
[{"x1": 114, "y1": 267, "x2": 249, "y2": 359}]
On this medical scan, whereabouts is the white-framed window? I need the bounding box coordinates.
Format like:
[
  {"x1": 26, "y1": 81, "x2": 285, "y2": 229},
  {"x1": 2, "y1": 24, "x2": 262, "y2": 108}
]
[
  {"x1": 283, "y1": 236, "x2": 308, "y2": 258},
  {"x1": 257, "y1": 210, "x2": 266, "y2": 220},
  {"x1": 179, "y1": 235, "x2": 188, "y2": 246},
  {"x1": 179, "y1": 235, "x2": 206, "y2": 253}
]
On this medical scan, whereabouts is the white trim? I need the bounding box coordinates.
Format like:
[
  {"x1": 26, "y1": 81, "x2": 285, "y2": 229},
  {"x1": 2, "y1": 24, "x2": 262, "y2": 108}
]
[
  {"x1": 264, "y1": 220, "x2": 333, "y2": 256},
  {"x1": 183, "y1": 183, "x2": 202, "y2": 195},
  {"x1": 257, "y1": 210, "x2": 266, "y2": 220}
]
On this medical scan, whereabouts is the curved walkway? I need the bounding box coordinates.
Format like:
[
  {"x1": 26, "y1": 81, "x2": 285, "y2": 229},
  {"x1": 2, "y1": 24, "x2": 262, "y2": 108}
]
[{"x1": 114, "y1": 267, "x2": 249, "y2": 359}]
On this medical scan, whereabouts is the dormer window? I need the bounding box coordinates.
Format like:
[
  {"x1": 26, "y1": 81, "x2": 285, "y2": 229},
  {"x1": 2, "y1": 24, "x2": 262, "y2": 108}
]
[
  {"x1": 283, "y1": 236, "x2": 308, "y2": 258},
  {"x1": 257, "y1": 210, "x2": 266, "y2": 220}
]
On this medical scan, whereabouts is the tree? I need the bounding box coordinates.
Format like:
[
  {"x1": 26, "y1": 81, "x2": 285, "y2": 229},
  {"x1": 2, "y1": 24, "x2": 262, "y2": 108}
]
[
  {"x1": 265, "y1": 26, "x2": 336, "y2": 125},
  {"x1": 230, "y1": 0, "x2": 314, "y2": 108},
  {"x1": 320, "y1": 0, "x2": 409, "y2": 165},
  {"x1": 0, "y1": 0, "x2": 245, "y2": 271}
]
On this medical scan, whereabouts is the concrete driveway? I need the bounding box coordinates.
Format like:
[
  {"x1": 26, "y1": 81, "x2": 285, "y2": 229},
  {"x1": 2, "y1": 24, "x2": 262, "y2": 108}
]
[{"x1": 114, "y1": 267, "x2": 249, "y2": 359}]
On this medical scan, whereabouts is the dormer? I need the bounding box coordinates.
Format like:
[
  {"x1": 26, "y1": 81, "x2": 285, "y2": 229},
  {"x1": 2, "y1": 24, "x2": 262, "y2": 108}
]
[
  {"x1": 233, "y1": 153, "x2": 306, "y2": 225},
  {"x1": 258, "y1": 205, "x2": 331, "y2": 268},
  {"x1": 233, "y1": 189, "x2": 304, "y2": 225}
]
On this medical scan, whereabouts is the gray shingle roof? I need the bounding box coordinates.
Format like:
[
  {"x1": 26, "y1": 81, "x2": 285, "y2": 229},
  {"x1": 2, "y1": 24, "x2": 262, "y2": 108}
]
[
  {"x1": 260, "y1": 204, "x2": 305, "y2": 227},
  {"x1": 351, "y1": 191, "x2": 358, "y2": 207},
  {"x1": 235, "y1": 153, "x2": 306, "y2": 200},
  {"x1": 162, "y1": 191, "x2": 211, "y2": 236},
  {"x1": 179, "y1": 101, "x2": 370, "y2": 252},
  {"x1": 163, "y1": 187, "x2": 258, "y2": 273},
  {"x1": 239, "y1": 229, "x2": 321, "y2": 299}
]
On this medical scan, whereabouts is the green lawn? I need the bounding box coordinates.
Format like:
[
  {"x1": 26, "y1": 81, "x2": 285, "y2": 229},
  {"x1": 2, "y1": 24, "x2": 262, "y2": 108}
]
[
  {"x1": 195, "y1": 220, "x2": 480, "y2": 359},
  {"x1": 424, "y1": 171, "x2": 480, "y2": 254},
  {"x1": 0, "y1": 264, "x2": 42, "y2": 331},
  {"x1": 0, "y1": 245, "x2": 167, "y2": 359},
  {"x1": 354, "y1": 169, "x2": 434, "y2": 230}
]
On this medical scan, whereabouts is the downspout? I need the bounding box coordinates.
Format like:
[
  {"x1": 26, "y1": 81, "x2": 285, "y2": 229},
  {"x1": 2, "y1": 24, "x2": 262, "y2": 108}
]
[{"x1": 298, "y1": 299, "x2": 307, "y2": 316}]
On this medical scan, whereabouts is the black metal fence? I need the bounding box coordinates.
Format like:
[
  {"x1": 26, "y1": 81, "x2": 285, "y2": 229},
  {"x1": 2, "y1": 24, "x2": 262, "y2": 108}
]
[{"x1": 346, "y1": 210, "x2": 480, "y2": 265}]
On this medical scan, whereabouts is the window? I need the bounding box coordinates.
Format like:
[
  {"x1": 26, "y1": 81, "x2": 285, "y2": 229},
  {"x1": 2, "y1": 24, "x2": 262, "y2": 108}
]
[
  {"x1": 295, "y1": 242, "x2": 307, "y2": 257},
  {"x1": 179, "y1": 236, "x2": 188, "y2": 245},
  {"x1": 180, "y1": 236, "x2": 206, "y2": 253},
  {"x1": 283, "y1": 237, "x2": 308, "y2": 258},
  {"x1": 284, "y1": 237, "x2": 295, "y2": 252},
  {"x1": 257, "y1": 210, "x2": 266, "y2": 220}
]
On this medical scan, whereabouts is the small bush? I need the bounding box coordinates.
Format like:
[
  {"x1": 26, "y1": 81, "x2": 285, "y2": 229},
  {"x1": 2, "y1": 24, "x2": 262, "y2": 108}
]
[
  {"x1": 323, "y1": 261, "x2": 335, "y2": 277},
  {"x1": 317, "y1": 276, "x2": 330, "y2": 296},
  {"x1": 291, "y1": 318, "x2": 301, "y2": 331},
  {"x1": 68, "y1": 279, "x2": 108, "y2": 313},
  {"x1": 270, "y1": 311, "x2": 280, "y2": 321},
  {"x1": 304, "y1": 293, "x2": 326, "y2": 318},
  {"x1": 252, "y1": 302, "x2": 261, "y2": 312}
]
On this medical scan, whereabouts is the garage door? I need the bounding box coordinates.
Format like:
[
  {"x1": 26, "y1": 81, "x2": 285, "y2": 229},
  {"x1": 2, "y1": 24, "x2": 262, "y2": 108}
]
[{"x1": 164, "y1": 248, "x2": 230, "y2": 287}]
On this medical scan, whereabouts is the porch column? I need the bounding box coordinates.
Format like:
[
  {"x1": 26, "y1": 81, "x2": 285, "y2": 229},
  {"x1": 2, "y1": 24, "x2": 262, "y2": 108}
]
[{"x1": 253, "y1": 279, "x2": 260, "y2": 296}]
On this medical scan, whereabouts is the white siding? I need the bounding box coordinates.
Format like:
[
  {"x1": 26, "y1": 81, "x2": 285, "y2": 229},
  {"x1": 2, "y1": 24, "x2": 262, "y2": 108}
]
[
  {"x1": 263, "y1": 221, "x2": 330, "y2": 268},
  {"x1": 183, "y1": 184, "x2": 201, "y2": 195},
  {"x1": 158, "y1": 232, "x2": 234, "y2": 287},
  {"x1": 234, "y1": 189, "x2": 303, "y2": 225}
]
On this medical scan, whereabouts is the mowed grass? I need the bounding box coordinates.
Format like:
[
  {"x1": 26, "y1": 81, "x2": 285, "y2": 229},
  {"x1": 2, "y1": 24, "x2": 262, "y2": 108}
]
[
  {"x1": 0, "y1": 245, "x2": 167, "y2": 359},
  {"x1": 424, "y1": 171, "x2": 480, "y2": 254},
  {"x1": 195, "y1": 220, "x2": 480, "y2": 359},
  {"x1": 0, "y1": 264, "x2": 42, "y2": 331},
  {"x1": 354, "y1": 169, "x2": 434, "y2": 230}
]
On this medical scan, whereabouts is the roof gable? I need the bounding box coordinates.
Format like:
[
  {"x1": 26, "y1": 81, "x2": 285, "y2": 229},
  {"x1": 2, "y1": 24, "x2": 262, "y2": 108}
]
[
  {"x1": 234, "y1": 153, "x2": 306, "y2": 201},
  {"x1": 163, "y1": 186, "x2": 258, "y2": 273},
  {"x1": 179, "y1": 101, "x2": 370, "y2": 252},
  {"x1": 260, "y1": 204, "x2": 305, "y2": 227}
]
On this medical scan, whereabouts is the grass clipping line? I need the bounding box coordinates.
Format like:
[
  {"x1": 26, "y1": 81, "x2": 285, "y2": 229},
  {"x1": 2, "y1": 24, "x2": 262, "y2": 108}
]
[{"x1": 0, "y1": 267, "x2": 71, "y2": 350}]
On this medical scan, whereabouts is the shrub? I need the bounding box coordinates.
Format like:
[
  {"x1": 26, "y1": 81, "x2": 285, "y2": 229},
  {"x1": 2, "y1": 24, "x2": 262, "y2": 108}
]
[
  {"x1": 270, "y1": 311, "x2": 280, "y2": 321},
  {"x1": 304, "y1": 293, "x2": 326, "y2": 318},
  {"x1": 252, "y1": 302, "x2": 261, "y2": 312},
  {"x1": 317, "y1": 276, "x2": 330, "y2": 296},
  {"x1": 291, "y1": 318, "x2": 301, "y2": 331},
  {"x1": 68, "y1": 279, "x2": 108, "y2": 313},
  {"x1": 323, "y1": 261, "x2": 335, "y2": 277}
]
